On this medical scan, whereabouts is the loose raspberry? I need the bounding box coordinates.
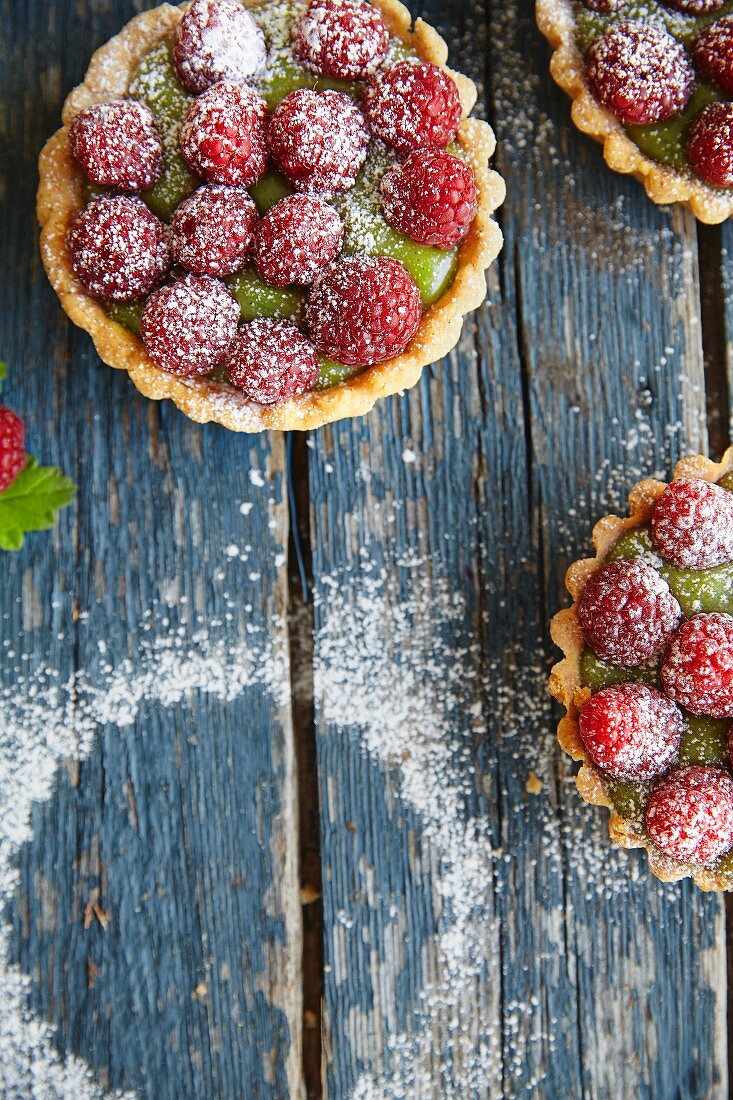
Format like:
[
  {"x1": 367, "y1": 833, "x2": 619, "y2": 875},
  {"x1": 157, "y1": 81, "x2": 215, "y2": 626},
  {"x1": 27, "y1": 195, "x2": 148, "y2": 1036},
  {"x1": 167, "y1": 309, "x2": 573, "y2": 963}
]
[
  {"x1": 292, "y1": 0, "x2": 389, "y2": 81},
  {"x1": 586, "y1": 21, "x2": 694, "y2": 125},
  {"x1": 141, "y1": 274, "x2": 239, "y2": 377},
  {"x1": 180, "y1": 81, "x2": 268, "y2": 188},
  {"x1": 306, "y1": 256, "x2": 422, "y2": 367},
  {"x1": 688, "y1": 102, "x2": 733, "y2": 189},
  {"x1": 651, "y1": 477, "x2": 733, "y2": 569},
  {"x1": 67, "y1": 195, "x2": 170, "y2": 302},
  {"x1": 0, "y1": 408, "x2": 26, "y2": 493},
  {"x1": 69, "y1": 101, "x2": 163, "y2": 191},
  {"x1": 578, "y1": 558, "x2": 682, "y2": 667},
  {"x1": 173, "y1": 0, "x2": 266, "y2": 94},
  {"x1": 254, "y1": 195, "x2": 343, "y2": 287},
  {"x1": 225, "y1": 319, "x2": 320, "y2": 403},
  {"x1": 662, "y1": 613, "x2": 733, "y2": 718},
  {"x1": 579, "y1": 683, "x2": 683, "y2": 781},
  {"x1": 362, "y1": 61, "x2": 462, "y2": 155},
  {"x1": 695, "y1": 17, "x2": 733, "y2": 95},
  {"x1": 170, "y1": 184, "x2": 258, "y2": 277},
  {"x1": 645, "y1": 766, "x2": 733, "y2": 865},
  {"x1": 380, "y1": 148, "x2": 478, "y2": 249},
  {"x1": 267, "y1": 89, "x2": 368, "y2": 194},
  {"x1": 665, "y1": 0, "x2": 724, "y2": 12}
]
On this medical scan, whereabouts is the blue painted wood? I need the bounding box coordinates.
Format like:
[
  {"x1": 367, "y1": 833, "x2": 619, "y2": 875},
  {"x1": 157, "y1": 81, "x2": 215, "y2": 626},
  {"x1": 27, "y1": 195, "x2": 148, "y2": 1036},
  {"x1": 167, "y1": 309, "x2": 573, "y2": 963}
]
[
  {"x1": 308, "y1": 1, "x2": 728, "y2": 1097},
  {"x1": 0, "y1": 2, "x2": 301, "y2": 1096}
]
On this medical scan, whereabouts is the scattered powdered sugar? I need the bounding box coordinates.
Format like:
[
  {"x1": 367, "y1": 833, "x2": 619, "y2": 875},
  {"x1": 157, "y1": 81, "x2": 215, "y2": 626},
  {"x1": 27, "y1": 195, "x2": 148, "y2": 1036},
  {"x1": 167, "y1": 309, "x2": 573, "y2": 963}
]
[{"x1": 0, "y1": 613, "x2": 285, "y2": 1096}]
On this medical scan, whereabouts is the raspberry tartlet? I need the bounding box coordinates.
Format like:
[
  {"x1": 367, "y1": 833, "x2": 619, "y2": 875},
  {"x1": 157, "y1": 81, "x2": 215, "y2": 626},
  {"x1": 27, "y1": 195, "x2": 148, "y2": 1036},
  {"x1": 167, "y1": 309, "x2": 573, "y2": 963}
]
[
  {"x1": 38, "y1": 0, "x2": 504, "y2": 432},
  {"x1": 550, "y1": 449, "x2": 733, "y2": 890},
  {"x1": 536, "y1": 0, "x2": 733, "y2": 222}
]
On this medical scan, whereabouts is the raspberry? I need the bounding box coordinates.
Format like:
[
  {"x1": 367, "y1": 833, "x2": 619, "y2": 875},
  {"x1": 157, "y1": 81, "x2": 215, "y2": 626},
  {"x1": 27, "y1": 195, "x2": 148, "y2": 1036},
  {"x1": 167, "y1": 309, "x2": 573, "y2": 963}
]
[
  {"x1": 0, "y1": 408, "x2": 26, "y2": 493},
  {"x1": 380, "y1": 148, "x2": 478, "y2": 249},
  {"x1": 292, "y1": 0, "x2": 389, "y2": 81},
  {"x1": 254, "y1": 195, "x2": 343, "y2": 287},
  {"x1": 688, "y1": 102, "x2": 733, "y2": 189},
  {"x1": 666, "y1": 0, "x2": 725, "y2": 12},
  {"x1": 582, "y1": 0, "x2": 621, "y2": 9},
  {"x1": 651, "y1": 477, "x2": 733, "y2": 569},
  {"x1": 586, "y1": 22, "x2": 694, "y2": 125},
  {"x1": 225, "y1": 319, "x2": 320, "y2": 403},
  {"x1": 267, "y1": 89, "x2": 368, "y2": 194},
  {"x1": 67, "y1": 195, "x2": 170, "y2": 302},
  {"x1": 694, "y1": 17, "x2": 733, "y2": 95},
  {"x1": 645, "y1": 766, "x2": 733, "y2": 865},
  {"x1": 170, "y1": 184, "x2": 258, "y2": 277},
  {"x1": 306, "y1": 256, "x2": 422, "y2": 367},
  {"x1": 578, "y1": 558, "x2": 681, "y2": 667},
  {"x1": 661, "y1": 614, "x2": 733, "y2": 718},
  {"x1": 578, "y1": 683, "x2": 683, "y2": 781},
  {"x1": 362, "y1": 61, "x2": 462, "y2": 155},
  {"x1": 173, "y1": 0, "x2": 266, "y2": 94},
  {"x1": 69, "y1": 101, "x2": 163, "y2": 191},
  {"x1": 140, "y1": 274, "x2": 239, "y2": 377},
  {"x1": 180, "y1": 81, "x2": 268, "y2": 188}
]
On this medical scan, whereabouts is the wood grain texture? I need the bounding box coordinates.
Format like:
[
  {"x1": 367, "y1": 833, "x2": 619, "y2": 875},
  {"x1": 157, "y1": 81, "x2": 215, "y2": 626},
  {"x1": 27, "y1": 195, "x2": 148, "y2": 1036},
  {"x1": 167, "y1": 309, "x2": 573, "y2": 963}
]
[
  {"x1": 308, "y1": 0, "x2": 729, "y2": 1095},
  {"x1": 0, "y1": 2, "x2": 301, "y2": 1096}
]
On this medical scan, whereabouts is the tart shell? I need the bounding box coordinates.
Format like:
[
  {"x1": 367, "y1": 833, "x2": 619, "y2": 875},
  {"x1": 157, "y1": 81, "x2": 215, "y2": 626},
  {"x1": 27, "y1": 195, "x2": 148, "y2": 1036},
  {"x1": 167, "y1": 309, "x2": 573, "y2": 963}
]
[
  {"x1": 549, "y1": 448, "x2": 733, "y2": 891},
  {"x1": 536, "y1": 0, "x2": 733, "y2": 225},
  {"x1": 38, "y1": 0, "x2": 505, "y2": 433}
]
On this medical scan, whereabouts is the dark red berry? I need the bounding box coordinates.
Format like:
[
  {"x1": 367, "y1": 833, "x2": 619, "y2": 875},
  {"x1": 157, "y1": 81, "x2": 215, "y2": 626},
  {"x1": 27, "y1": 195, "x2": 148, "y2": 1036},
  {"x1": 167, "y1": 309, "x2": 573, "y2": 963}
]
[
  {"x1": 170, "y1": 184, "x2": 258, "y2": 277},
  {"x1": 651, "y1": 477, "x2": 733, "y2": 569},
  {"x1": 363, "y1": 61, "x2": 462, "y2": 155},
  {"x1": 661, "y1": 613, "x2": 733, "y2": 718},
  {"x1": 381, "y1": 148, "x2": 478, "y2": 249},
  {"x1": 665, "y1": 0, "x2": 725, "y2": 13},
  {"x1": 645, "y1": 765, "x2": 733, "y2": 865},
  {"x1": 695, "y1": 17, "x2": 733, "y2": 95},
  {"x1": 67, "y1": 195, "x2": 170, "y2": 302},
  {"x1": 292, "y1": 0, "x2": 389, "y2": 81},
  {"x1": 586, "y1": 21, "x2": 694, "y2": 125},
  {"x1": 578, "y1": 683, "x2": 683, "y2": 781},
  {"x1": 254, "y1": 195, "x2": 343, "y2": 287},
  {"x1": 225, "y1": 319, "x2": 320, "y2": 403},
  {"x1": 578, "y1": 558, "x2": 681, "y2": 667},
  {"x1": 267, "y1": 89, "x2": 368, "y2": 194},
  {"x1": 0, "y1": 408, "x2": 26, "y2": 493},
  {"x1": 306, "y1": 256, "x2": 422, "y2": 367},
  {"x1": 688, "y1": 102, "x2": 733, "y2": 189},
  {"x1": 180, "y1": 81, "x2": 268, "y2": 188},
  {"x1": 69, "y1": 101, "x2": 163, "y2": 191},
  {"x1": 173, "y1": 0, "x2": 266, "y2": 94},
  {"x1": 140, "y1": 274, "x2": 239, "y2": 377}
]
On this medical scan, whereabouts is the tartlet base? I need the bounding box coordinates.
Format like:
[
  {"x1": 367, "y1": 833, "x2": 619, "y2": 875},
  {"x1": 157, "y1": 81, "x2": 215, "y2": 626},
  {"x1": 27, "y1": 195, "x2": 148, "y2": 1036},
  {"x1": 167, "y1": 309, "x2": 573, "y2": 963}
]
[
  {"x1": 536, "y1": 0, "x2": 733, "y2": 225},
  {"x1": 38, "y1": 0, "x2": 505, "y2": 433},
  {"x1": 549, "y1": 448, "x2": 733, "y2": 891}
]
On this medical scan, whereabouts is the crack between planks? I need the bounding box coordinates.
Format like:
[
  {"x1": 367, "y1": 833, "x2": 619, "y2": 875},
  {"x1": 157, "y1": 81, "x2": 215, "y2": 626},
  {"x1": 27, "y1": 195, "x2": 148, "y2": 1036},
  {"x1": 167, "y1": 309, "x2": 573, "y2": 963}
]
[{"x1": 285, "y1": 432, "x2": 325, "y2": 1100}]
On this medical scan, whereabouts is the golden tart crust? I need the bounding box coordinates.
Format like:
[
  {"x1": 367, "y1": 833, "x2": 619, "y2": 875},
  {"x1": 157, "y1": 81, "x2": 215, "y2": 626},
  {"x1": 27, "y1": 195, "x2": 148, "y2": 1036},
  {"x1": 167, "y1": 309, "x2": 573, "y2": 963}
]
[
  {"x1": 549, "y1": 448, "x2": 733, "y2": 891},
  {"x1": 536, "y1": 0, "x2": 733, "y2": 225},
  {"x1": 38, "y1": 0, "x2": 505, "y2": 433}
]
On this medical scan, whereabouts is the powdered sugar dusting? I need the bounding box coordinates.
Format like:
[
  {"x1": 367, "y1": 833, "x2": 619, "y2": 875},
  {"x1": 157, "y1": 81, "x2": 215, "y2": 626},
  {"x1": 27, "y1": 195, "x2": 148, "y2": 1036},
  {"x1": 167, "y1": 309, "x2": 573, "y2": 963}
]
[
  {"x1": 0, "y1": 612, "x2": 285, "y2": 1096},
  {"x1": 173, "y1": 0, "x2": 266, "y2": 94}
]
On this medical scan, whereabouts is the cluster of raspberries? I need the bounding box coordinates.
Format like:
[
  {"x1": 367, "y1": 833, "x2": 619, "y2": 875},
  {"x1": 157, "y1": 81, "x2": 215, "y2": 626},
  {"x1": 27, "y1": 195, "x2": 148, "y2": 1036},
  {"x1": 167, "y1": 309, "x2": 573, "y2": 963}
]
[
  {"x1": 574, "y1": 474, "x2": 733, "y2": 869},
  {"x1": 581, "y1": 7, "x2": 733, "y2": 188},
  {"x1": 65, "y1": 0, "x2": 479, "y2": 404}
]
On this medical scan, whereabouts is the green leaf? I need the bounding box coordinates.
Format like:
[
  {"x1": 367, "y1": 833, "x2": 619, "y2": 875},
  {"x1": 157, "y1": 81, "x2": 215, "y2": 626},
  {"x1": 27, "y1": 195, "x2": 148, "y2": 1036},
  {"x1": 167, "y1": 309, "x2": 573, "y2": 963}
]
[{"x1": 0, "y1": 457, "x2": 76, "y2": 551}]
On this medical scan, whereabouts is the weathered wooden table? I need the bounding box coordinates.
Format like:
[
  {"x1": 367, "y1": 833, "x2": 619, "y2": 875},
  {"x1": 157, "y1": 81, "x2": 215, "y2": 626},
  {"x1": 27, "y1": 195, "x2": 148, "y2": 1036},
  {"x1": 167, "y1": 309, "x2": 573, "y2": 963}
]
[{"x1": 1, "y1": 0, "x2": 730, "y2": 1096}]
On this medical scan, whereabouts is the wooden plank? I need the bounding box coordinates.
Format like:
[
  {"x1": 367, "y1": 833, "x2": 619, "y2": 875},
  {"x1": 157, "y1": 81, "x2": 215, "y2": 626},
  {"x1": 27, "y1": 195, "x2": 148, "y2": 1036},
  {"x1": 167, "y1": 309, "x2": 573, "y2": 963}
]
[
  {"x1": 494, "y1": 1, "x2": 727, "y2": 1096},
  {"x1": 309, "y1": 0, "x2": 728, "y2": 1096},
  {"x1": 0, "y1": 3, "x2": 301, "y2": 1096}
]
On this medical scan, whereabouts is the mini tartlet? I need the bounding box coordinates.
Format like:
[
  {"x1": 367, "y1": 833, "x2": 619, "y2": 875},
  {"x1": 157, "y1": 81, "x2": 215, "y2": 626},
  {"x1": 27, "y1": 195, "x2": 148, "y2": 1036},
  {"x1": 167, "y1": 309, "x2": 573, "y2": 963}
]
[
  {"x1": 550, "y1": 449, "x2": 733, "y2": 891},
  {"x1": 38, "y1": 0, "x2": 505, "y2": 432},
  {"x1": 537, "y1": 0, "x2": 733, "y2": 223}
]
